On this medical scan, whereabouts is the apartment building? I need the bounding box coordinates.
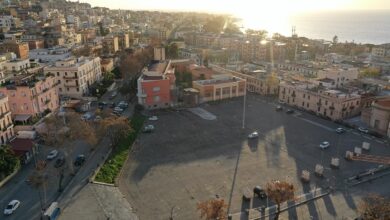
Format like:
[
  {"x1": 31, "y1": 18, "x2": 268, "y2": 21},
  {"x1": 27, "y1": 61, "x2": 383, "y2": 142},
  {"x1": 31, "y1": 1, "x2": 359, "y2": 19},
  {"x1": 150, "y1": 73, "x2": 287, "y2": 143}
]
[
  {"x1": 1, "y1": 59, "x2": 30, "y2": 73},
  {"x1": 317, "y1": 67, "x2": 359, "y2": 88},
  {"x1": 0, "y1": 74, "x2": 59, "y2": 118},
  {"x1": 137, "y1": 60, "x2": 176, "y2": 109},
  {"x1": 0, "y1": 41, "x2": 29, "y2": 59},
  {"x1": 193, "y1": 75, "x2": 246, "y2": 103},
  {"x1": 371, "y1": 47, "x2": 387, "y2": 57},
  {"x1": 0, "y1": 15, "x2": 20, "y2": 30},
  {"x1": 211, "y1": 65, "x2": 279, "y2": 96},
  {"x1": 29, "y1": 47, "x2": 72, "y2": 63},
  {"x1": 279, "y1": 81, "x2": 361, "y2": 121},
  {"x1": 44, "y1": 57, "x2": 102, "y2": 98},
  {"x1": 117, "y1": 33, "x2": 129, "y2": 50},
  {"x1": 362, "y1": 97, "x2": 390, "y2": 137},
  {"x1": 102, "y1": 36, "x2": 119, "y2": 54},
  {"x1": 0, "y1": 94, "x2": 14, "y2": 145}
]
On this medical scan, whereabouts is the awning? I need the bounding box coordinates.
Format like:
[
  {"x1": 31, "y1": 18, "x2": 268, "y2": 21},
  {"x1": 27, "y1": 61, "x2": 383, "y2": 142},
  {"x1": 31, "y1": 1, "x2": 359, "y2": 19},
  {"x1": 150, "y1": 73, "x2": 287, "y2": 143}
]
[{"x1": 14, "y1": 114, "x2": 32, "y2": 122}]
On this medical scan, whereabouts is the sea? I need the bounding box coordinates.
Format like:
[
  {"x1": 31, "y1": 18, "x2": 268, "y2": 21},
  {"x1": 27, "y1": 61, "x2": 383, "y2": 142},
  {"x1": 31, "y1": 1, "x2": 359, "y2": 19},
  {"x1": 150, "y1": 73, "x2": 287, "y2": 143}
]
[{"x1": 240, "y1": 10, "x2": 390, "y2": 45}]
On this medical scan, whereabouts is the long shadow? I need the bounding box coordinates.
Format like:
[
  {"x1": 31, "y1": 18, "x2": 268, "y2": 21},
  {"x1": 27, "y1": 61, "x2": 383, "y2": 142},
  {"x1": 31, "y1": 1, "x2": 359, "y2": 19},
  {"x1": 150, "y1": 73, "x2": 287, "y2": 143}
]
[
  {"x1": 287, "y1": 200, "x2": 298, "y2": 220},
  {"x1": 342, "y1": 190, "x2": 357, "y2": 210},
  {"x1": 322, "y1": 194, "x2": 337, "y2": 217}
]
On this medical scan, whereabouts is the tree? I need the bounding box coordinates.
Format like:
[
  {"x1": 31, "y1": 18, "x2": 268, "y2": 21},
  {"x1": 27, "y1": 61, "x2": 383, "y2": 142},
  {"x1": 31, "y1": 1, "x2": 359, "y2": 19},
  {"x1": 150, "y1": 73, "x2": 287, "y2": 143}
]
[
  {"x1": 266, "y1": 180, "x2": 295, "y2": 220},
  {"x1": 0, "y1": 145, "x2": 19, "y2": 180},
  {"x1": 358, "y1": 194, "x2": 390, "y2": 220},
  {"x1": 72, "y1": 45, "x2": 91, "y2": 57},
  {"x1": 197, "y1": 198, "x2": 227, "y2": 220},
  {"x1": 360, "y1": 67, "x2": 381, "y2": 78},
  {"x1": 28, "y1": 170, "x2": 48, "y2": 212},
  {"x1": 98, "y1": 116, "x2": 132, "y2": 147},
  {"x1": 166, "y1": 43, "x2": 178, "y2": 59}
]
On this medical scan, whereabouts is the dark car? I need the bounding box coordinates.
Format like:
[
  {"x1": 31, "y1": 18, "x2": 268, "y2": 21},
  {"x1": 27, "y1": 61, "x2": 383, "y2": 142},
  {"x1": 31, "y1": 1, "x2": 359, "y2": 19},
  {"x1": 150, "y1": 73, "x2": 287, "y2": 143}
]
[
  {"x1": 253, "y1": 186, "x2": 267, "y2": 199},
  {"x1": 74, "y1": 154, "x2": 86, "y2": 166},
  {"x1": 54, "y1": 157, "x2": 65, "y2": 168},
  {"x1": 286, "y1": 109, "x2": 294, "y2": 114}
]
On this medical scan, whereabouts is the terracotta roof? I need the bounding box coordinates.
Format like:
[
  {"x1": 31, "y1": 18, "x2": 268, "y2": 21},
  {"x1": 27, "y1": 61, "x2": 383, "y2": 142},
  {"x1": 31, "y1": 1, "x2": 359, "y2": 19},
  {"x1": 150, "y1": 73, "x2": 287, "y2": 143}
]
[{"x1": 376, "y1": 99, "x2": 390, "y2": 108}]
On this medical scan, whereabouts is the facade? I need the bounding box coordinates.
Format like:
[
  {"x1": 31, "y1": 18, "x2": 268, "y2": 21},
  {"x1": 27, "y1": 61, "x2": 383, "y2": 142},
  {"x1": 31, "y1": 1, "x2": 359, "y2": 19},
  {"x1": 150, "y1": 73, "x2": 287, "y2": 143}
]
[
  {"x1": 101, "y1": 58, "x2": 114, "y2": 73},
  {"x1": 211, "y1": 65, "x2": 279, "y2": 96},
  {"x1": 44, "y1": 57, "x2": 102, "y2": 98},
  {"x1": 0, "y1": 41, "x2": 29, "y2": 59},
  {"x1": 102, "y1": 36, "x2": 119, "y2": 54},
  {"x1": 0, "y1": 94, "x2": 14, "y2": 145},
  {"x1": 193, "y1": 75, "x2": 246, "y2": 103},
  {"x1": 0, "y1": 74, "x2": 59, "y2": 118},
  {"x1": 317, "y1": 67, "x2": 359, "y2": 88},
  {"x1": 0, "y1": 15, "x2": 20, "y2": 29},
  {"x1": 137, "y1": 60, "x2": 176, "y2": 109},
  {"x1": 279, "y1": 81, "x2": 362, "y2": 121},
  {"x1": 371, "y1": 47, "x2": 386, "y2": 57},
  {"x1": 2, "y1": 59, "x2": 30, "y2": 73},
  {"x1": 29, "y1": 47, "x2": 72, "y2": 63},
  {"x1": 117, "y1": 33, "x2": 129, "y2": 50},
  {"x1": 362, "y1": 97, "x2": 390, "y2": 137},
  {"x1": 26, "y1": 39, "x2": 45, "y2": 50}
]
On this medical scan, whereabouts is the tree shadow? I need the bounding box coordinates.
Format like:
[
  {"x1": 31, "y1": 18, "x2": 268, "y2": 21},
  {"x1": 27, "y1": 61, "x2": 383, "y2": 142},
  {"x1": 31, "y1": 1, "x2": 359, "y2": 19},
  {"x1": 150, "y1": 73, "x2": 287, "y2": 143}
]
[
  {"x1": 322, "y1": 194, "x2": 337, "y2": 217},
  {"x1": 287, "y1": 200, "x2": 298, "y2": 220}
]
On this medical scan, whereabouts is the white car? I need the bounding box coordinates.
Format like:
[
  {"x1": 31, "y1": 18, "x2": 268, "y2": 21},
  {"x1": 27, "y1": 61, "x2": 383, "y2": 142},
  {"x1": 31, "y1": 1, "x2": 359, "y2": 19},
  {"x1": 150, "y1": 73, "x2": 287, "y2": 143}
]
[
  {"x1": 46, "y1": 150, "x2": 59, "y2": 160},
  {"x1": 3, "y1": 200, "x2": 20, "y2": 215},
  {"x1": 358, "y1": 127, "x2": 369, "y2": 133},
  {"x1": 248, "y1": 131, "x2": 259, "y2": 139},
  {"x1": 319, "y1": 141, "x2": 330, "y2": 149},
  {"x1": 148, "y1": 116, "x2": 158, "y2": 121},
  {"x1": 114, "y1": 107, "x2": 124, "y2": 112}
]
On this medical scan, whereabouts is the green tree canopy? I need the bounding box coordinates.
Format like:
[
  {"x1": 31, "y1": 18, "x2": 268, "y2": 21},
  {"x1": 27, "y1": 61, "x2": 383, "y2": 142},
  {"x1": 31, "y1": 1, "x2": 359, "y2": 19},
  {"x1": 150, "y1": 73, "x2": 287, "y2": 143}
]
[{"x1": 0, "y1": 145, "x2": 20, "y2": 180}]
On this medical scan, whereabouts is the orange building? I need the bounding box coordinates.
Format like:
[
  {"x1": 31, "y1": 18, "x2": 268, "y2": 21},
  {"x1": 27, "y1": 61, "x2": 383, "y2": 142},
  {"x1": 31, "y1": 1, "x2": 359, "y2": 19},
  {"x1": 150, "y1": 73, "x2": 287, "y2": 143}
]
[
  {"x1": 137, "y1": 60, "x2": 176, "y2": 109},
  {"x1": 0, "y1": 40, "x2": 29, "y2": 60}
]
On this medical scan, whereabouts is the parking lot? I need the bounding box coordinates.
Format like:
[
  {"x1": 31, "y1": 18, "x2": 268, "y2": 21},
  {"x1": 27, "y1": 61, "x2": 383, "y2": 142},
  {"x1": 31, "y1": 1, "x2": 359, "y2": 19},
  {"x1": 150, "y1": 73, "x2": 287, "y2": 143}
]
[{"x1": 119, "y1": 94, "x2": 390, "y2": 220}]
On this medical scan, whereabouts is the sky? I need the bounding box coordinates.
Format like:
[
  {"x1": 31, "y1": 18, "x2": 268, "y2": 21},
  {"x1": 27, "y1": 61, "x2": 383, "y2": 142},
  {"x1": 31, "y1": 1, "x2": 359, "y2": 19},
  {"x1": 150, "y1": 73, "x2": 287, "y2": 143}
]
[{"x1": 82, "y1": 0, "x2": 390, "y2": 13}]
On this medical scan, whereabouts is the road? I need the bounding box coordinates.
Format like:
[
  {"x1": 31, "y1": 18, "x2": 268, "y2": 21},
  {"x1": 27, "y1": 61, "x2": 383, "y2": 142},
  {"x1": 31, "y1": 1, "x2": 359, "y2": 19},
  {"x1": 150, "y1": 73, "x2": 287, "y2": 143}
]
[{"x1": 0, "y1": 80, "x2": 134, "y2": 220}]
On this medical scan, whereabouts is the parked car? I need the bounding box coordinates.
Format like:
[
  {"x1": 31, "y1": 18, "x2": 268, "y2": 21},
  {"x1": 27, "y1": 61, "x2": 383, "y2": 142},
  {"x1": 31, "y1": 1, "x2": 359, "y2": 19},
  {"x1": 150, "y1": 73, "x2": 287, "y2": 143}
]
[
  {"x1": 286, "y1": 109, "x2": 294, "y2": 114},
  {"x1": 143, "y1": 125, "x2": 155, "y2": 133},
  {"x1": 253, "y1": 186, "x2": 267, "y2": 199},
  {"x1": 148, "y1": 116, "x2": 158, "y2": 121},
  {"x1": 335, "y1": 127, "x2": 346, "y2": 134},
  {"x1": 275, "y1": 105, "x2": 283, "y2": 111},
  {"x1": 3, "y1": 200, "x2": 20, "y2": 215},
  {"x1": 358, "y1": 127, "x2": 369, "y2": 133},
  {"x1": 319, "y1": 141, "x2": 330, "y2": 149},
  {"x1": 74, "y1": 154, "x2": 86, "y2": 166},
  {"x1": 114, "y1": 107, "x2": 124, "y2": 112},
  {"x1": 109, "y1": 91, "x2": 117, "y2": 100},
  {"x1": 46, "y1": 150, "x2": 59, "y2": 160},
  {"x1": 54, "y1": 157, "x2": 65, "y2": 168},
  {"x1": 118, "y1": 101, "x2": 129, "y2": 109},
  {"x1": 248, "y1": 131, "x2": 259, "y2": 139}
]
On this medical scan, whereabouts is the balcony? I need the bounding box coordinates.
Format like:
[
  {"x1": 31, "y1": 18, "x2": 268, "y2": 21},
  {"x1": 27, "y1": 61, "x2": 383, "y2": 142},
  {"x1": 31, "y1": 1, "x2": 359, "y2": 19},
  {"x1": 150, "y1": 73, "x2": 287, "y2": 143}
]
[
  {"x1": 64, "y1": 84, "x2": 79, "y2": 88},
  {"x1": 0, "y1": 111, "x2": 11, "y2": 118},
  {"x1": 329, "y1": 106, "x2": 335, "y2": 110},
  {"x1": 63, "y1": 75, "x2": 78, "y2": 79}
]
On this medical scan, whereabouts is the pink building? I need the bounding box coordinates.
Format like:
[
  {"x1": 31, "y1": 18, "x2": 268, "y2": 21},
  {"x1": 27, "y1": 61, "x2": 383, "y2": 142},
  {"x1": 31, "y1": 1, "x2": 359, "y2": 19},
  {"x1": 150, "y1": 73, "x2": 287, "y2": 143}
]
[
  {"x1": 0, "y1": 94, "x2": 14, "y2": 144},
  {"x1": 0, "y1": 74, "x2": 59, "y2": 121}
]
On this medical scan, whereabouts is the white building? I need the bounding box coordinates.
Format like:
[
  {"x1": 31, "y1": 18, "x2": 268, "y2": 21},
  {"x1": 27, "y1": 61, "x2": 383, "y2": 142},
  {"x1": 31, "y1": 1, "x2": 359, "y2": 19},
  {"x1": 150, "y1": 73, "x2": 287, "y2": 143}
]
[
  {"x1": 2, "y1": 59, "x2": 30, "y2": 73},
  {"x1": 29, "y1": 47, "x2": 72, "y2": 63},
  {"x1": 317, "y1": 67, "x2": 359, "y2": 88},
  {"x1": 44, "y1": 57, "x2": 102, "y2": 98},
  {"x1": 0, "y1": 15, "x2": 20, "y2": 29}
]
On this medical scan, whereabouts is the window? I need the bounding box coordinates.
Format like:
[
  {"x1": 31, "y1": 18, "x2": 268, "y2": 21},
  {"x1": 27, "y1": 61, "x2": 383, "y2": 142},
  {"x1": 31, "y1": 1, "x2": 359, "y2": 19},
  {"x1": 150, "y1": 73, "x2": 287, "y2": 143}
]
[
  {"x1": 57, "y1": 72, "x2": 59, "y2": 76},
  {"x1": 325, "y1": 101, "x2": 328, "y2": 105},
  {"x1": 59, "y1": 88, "x2": 62, "y2": 92},
  {"x1": 153, "y1": 87, "x2": 160, "y2": 92},
  {"x1": 308, "y1": 95, "x2": 310, "y2": 100},
  {"x1": 307, "y1": 103, "x2": 309, "y2": 108},
  {"x1": 302, "y1": 102, "x2": 305, "y2": 106},
  {"x1": 303, "y1": 94, "x2": 305, "y2": 98},
  {"x1": 154, "y1": 96, "x2": 160, "y2": 102}
]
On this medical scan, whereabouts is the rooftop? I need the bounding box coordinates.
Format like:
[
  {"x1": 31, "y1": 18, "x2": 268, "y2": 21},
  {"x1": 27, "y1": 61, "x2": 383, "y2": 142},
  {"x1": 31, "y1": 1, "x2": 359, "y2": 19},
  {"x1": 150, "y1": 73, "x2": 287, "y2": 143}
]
[
  {"x1": 375, "y1": 99, "x2": 390, "y2": 108},
  {"x1": 194, "y1": 76, "x2": 244, "y2": 86},
  {"x1": 148, "y1": 60, "x2": 168, "y2": 73}
]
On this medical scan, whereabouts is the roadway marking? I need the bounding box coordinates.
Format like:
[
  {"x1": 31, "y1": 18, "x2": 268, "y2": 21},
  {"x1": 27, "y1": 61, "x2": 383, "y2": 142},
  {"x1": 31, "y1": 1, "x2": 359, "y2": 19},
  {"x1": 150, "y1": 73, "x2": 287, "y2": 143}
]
[{"x1": 295, "y1": 116, "x2": 334, "y2": 132}]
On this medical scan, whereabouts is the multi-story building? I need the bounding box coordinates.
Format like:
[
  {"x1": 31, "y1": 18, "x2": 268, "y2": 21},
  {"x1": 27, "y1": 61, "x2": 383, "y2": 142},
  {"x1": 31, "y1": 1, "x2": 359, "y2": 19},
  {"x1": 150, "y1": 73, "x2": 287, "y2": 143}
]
[
  {"x1": 0, "y1": 94, "x2": 14, "y2": 145},
  {"x1": 193, "y1": 75, "x2": 246, "y2": 103},
  {"x1": 0, "y1": 74, "x2": 59, "y2": 119},
  {"x1": 26, "y1": 39, "x2": 45, "y2": 50},
  {"x1": 2, "y1": 59, "x2": 30, "y2": 73},
  {"x1": 371, "y1": 47, "x2": 387, "y2": 57},
  {"x1": 29, "y1": 47, "x2": 72, "y2": 63},
  {"x1": 0, "y1": 15, "x2": 20, "y2": 30},
  {"x1": 44, "y1": 57, "x2": 102, "y2": 98},
  {"x1": 102, "y1": 36, "x2": 119, "y2": 54},
  {"x1": 279, "y1": 81, "x2": 361, "y2": 121},
  {"x1": 137, "y1": 60, "x2": 176, "y2": 109},
  {"x1": 362, "y1": 97, "x2": 390, "y2": 137},
  {"x1": 0, "y1": 40, "x2": 29, "y2": 60},
  {"x1": 317, "y1": 67, "x2": 359, "y2": 88},
  {"x1": 211, "y1": 65, "x2": 279, "y2": 96},
  {"x1": 117, "y1": 33, "x2": 129, "y2": 50},
  {"x1": 101, "y1": 58, "x2": 114, "y2": 73}
]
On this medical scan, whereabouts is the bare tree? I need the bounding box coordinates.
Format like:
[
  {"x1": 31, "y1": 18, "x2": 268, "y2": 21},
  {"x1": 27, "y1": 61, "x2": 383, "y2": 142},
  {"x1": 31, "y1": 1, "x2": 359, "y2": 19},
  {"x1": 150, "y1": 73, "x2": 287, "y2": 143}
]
[
  {"x1": 266, "y1": 180, "x2": 295, "y2": 220},
  {"x1": 197, "y1": 198, "x2": 227, "y2": 220},
  {"x1": 28, "y1": 170, "x2": 48, "y2": 213},
  {"x1": 358, "y1": 194, "x2": 390, "y2": 220},
  {"x1": 98, "y1": 116, "x2": 131, "y2": 148}
]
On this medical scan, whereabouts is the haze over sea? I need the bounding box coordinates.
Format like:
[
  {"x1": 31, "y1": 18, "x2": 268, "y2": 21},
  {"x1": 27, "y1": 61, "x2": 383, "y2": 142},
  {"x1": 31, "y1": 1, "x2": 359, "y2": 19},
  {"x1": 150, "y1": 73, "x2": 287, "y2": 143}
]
[{"x1": 239, "y1": 10, "x2": 390, "y2": 45}]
